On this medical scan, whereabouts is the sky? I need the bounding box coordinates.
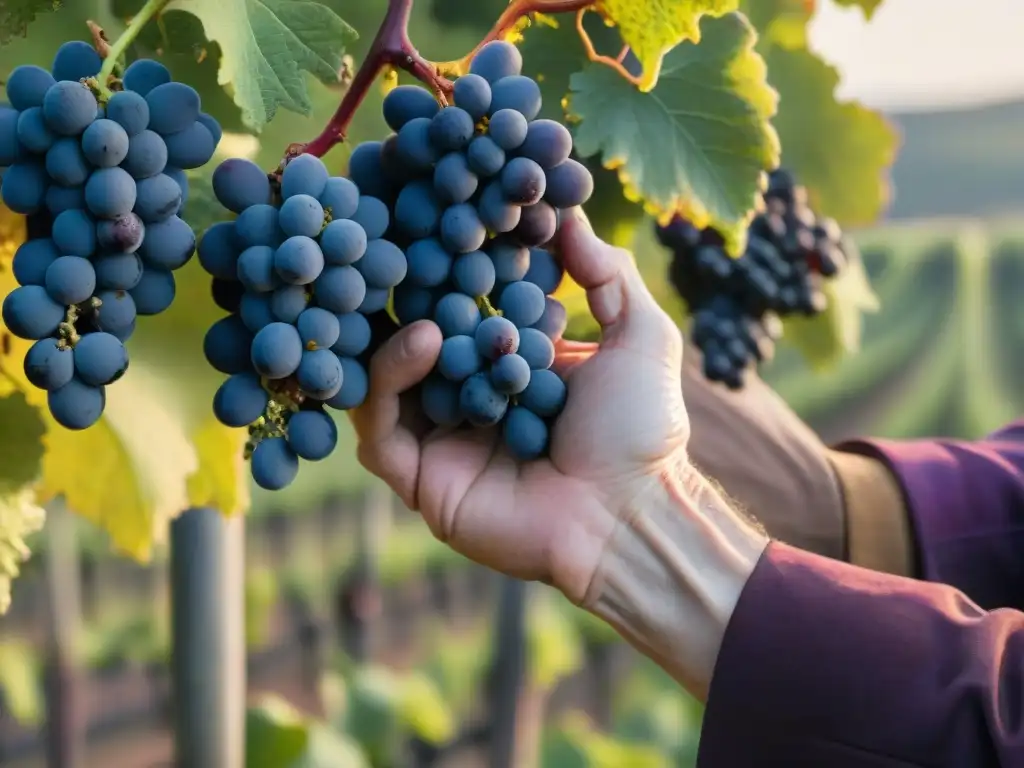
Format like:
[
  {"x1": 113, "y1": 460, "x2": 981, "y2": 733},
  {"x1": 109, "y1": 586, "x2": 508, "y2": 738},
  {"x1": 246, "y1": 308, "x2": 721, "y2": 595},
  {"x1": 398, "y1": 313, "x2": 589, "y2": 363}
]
[{"x1": 808, "y1": 0, "x2": 1024, "y2": 110}]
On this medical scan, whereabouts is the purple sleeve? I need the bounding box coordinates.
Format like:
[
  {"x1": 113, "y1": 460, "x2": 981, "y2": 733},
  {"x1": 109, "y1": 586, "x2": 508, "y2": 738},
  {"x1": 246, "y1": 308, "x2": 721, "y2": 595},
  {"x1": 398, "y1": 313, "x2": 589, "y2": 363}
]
[
  {"x1": 838, "y1": 421, "x2": 1024, "y2": 609},
  {"x1": 698, "y1": 542, "x2": 1024, "y2": 767}
]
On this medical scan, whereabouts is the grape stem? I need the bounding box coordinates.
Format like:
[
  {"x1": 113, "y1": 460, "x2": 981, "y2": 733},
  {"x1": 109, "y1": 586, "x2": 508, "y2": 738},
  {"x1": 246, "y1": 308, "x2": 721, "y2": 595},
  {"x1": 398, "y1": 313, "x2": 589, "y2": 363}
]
[
  {"x1": 92, "y1": 0, "x2": 175, "y2": 99},
  {"x1": 296, "y1": 0, "x2": 594, "y2": 159}
]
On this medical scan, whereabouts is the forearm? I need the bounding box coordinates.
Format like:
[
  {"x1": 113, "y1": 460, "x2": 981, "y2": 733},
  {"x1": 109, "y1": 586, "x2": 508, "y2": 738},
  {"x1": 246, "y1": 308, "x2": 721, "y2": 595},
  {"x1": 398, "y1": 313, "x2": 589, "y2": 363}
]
[{"x1": 578, "y1": 460, "x2": 768, "y2": 700}]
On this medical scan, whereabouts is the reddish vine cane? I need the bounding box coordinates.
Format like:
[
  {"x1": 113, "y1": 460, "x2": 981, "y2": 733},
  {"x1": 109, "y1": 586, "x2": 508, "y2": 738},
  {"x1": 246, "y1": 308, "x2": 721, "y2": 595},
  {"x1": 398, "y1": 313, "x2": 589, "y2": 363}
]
[{"x1": 290, "y1": 0, "x2": 594, "y2": 162}]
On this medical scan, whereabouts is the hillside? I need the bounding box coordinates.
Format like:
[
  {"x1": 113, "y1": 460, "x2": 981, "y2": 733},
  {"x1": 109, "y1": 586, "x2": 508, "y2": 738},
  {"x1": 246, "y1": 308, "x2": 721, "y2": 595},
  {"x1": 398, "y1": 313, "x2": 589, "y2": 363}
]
[{"x1": 886, "y1": 98, "x2": 1024, "y2": 220}]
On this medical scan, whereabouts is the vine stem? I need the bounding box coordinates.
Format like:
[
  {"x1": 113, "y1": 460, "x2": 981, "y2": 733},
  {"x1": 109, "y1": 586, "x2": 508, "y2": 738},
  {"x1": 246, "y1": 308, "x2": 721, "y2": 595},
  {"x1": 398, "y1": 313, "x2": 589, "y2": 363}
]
[
  {"x1": 296, "y1": 0, "x2": 594, "y2": 159},
  {"x1": 94, "y1": 0, "x2": 174, "y2": 98}
]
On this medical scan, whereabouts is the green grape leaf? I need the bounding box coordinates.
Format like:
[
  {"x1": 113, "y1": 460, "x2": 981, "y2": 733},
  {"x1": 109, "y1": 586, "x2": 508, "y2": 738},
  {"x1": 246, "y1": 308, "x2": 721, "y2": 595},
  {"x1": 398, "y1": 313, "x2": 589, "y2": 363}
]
[
  {"x1": 0, "y1": 391, "x2": 45, "y2": 493},
  {"x1": 166, "y1": 0, "x2": 357, "y2": 131},
  {"x1": 764, "y1": 45, "x2": 898, "y2": 226},
  {"x1": 246, "y1": 696, "x2": 311, "y2": 768},
  {"x1": 290, "y1": 725, "x2": 371, "y2": 768},
  {"x1": 567, "y1": 13, "x2": 779, "y2": 253},
  {"x1": 396, "y1": 671, "x2": 455, "y2": 745},
  {"x1": 831, "y1": 0, "x2": 884, "y2": 19},
  {"x1": 0, "y1": 0, "x2": 61, "y2": 44},
  {"x1": 738, "y1": 0, "x2": 811, "y2": 48},
  {"x1": 595, "y1": 0, "x2": 738, "y2": 91}
]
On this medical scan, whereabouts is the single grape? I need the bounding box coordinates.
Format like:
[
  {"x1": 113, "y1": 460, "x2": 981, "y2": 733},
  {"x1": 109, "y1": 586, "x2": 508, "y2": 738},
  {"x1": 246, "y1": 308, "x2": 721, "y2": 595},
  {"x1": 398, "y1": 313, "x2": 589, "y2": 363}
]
[
  {"x1": 346, "y1": 141, "x2": 391, "y2": 200},
  {"x1": 239, "y1": 291, "x2": 275, "y2": 333},
  {"x1": 45, "y1": 184, "x2": 84, "y2": 216},
  {"x1": 440, "y1": 203, "x2": 486, "y2": 253},
  {"x1": 137, "y1": 215, "x2": 194, "y2": 269},
  {"x1": 48, "y1": 378, "x2": 105, "y2": 430},
  {"x1": 498, "y1": 280, "x2": 546, "y2": 327},
  {"x1": 146, "y1": 81, "x2": 200, "y2": 135},
  {"x1": 393, "y1": 284, "x2": 436, "y2": 325},
  {"x1": 197, "y1": 112, "x2": 222, "y2": 146},
  {"x1": 163, "y1": 121, "x2": 216, "y2": 169},
  {"x1": 212, "y1": 373, "x2": 267, "y2": 428},
  {"x1": 518, "y1": 120, "x2": 572, "y2": 169},
  {"x1": 453, "y1": 74, "x2": 492, "y2": 121},
  {"x1": 296, "y1": 307, "x2": 341, "y2": 350},
  {"x1": 93, "y1": 290, "x2": 137, "y2": 337},
  {"x1": 394, "y1": 179, "x2": 442, "y2": 239},
  {"x1": 434, "y1": 152, "x2": 478, "y2": 204},
  {"x1": 357, "y1": 287, "x2": 390, "y2": 315},
  {"x1": 203, "y1": 314, "x2": 254, "y2": 374},
  {"x1": 319, "y1": 176, "x2": 360, "y2": 221},
  {"x1": 81, "y1": 119, "x2": 130, "y2": 168},
  {"x1": 130, "y1": 268, "x2": 176, "y2": 315},
  {"x1": 475, "y1": 315, "x2": 520, "y2": 359},
  {"x1": 466, "y1": 136, "x2": 505, "y2": 177},
  {"x1": 135, "y1": 173, "x2": 182, "y2": 222},
  {"x1": 122, "y1": 130, "x2": 168, "y2": 179},
  {"x1": 544, "y1": 159, "x2": 594, "y2": 208},
  {"x1": 490, "y1": 352, "x2": 531, "y2": 395},
  {"x1": 212, "y1": 158, "x2": 271, "y2": 213},
  {"x1": 251, "y1": 438, "x2": 300, "y2": 491},
  {"x1": 513, "y1": 201, "x2": 557, "y2": 247},
  {"x1": 5, "y1": 65, "x2": 55, "y2": 111},
  {"x1": 250, "y1": 322, "x2": 303, "y2": 379},
  {"x1": 477, "y1": 182, "x2": 521, "y2": 234},
  {"x1": 503, "y1": 406, "x2": 549, "y2": 461},
  {"x1": 501, "y1": 156, "x2": 546, "y2": 205},
  {"x1": 84, "y1": 167, "x2": 137, "y2": 218},
  {"x1": 331, "y1": 312, "x2": 372, "y2": 357},
  {"x1": 51, "y1": 40, "x2": 101, "y2": 82},
  {"x1": 235, "y1": 204, "x2": 282, "y2": 249},
  {"x1": 296, "y1": 348, "x2": 344, "y2": 399},
  {"x1": 16, "y1": 107, "x2": 55, "y2": 154},
  {"x1": 52, "y1": 209, "x2": 96, "y2": 256},
  {"x1": 237, "y1": 245, "x2": 278, "y2": 292},
  {"x1": 383, "y1": 85, "x2": 441, "y2": 131},
  {"x1": 351, "y1": 196, "x2": 390, "y2": 240},
  {"x1": 313, "y1": 265, "x2": 367, "y2": 314},
  {"x1": 122, "y1": 59, "x2": 171, "y2": 96},
  {"x1": 405, "y1": 238, "x2": 451, "y2": 288},
  {"x1": 488, "y1": 239, "x2": 530, "y2": 282},
  {"x1": 269, "y1": 284, "x2": 309, "y2": 324},
  {"x1": 320, "y1": 219, "x2": 367, "y2": 266},
  {"x1": 45, "y1": 256, "x2": 95, "y2": 305},
  {"x1": 487, "y1": 109, "x2": 528, "y2": 151},
  {"x1": 517, "y1": 328, "x2": 555, "y2": 370},
  {"x1": 198, "y1": 221, "x2": 239, "y2": 280},
  {"x1": 324, "y1": 356, "x2": 368, "y2": 410},
  {"x1": 420, "y1": 375, "x2": 462, "y2": 426},
  {"x1": 531, "y1": 296, "x2": 567, "y2": 340},
  {"x1": 469, "y1": 41, "x2": 523, "y2": 83},
  {"x1": 437, "y1": 335, "x2": 481, "y2": 382},
  {"x1": 460, "y1": 372, "x2": 508, "y2": 427},
  {"x1": 395, "y1": 117, "x2": 439, "y2": 171},
  {"x1": 1, "y1": 162, "x2": 48, "y2": 214},
  {"x1": 42, "y1": 81, "x2": 97, "y2": 136},
  {"x1": 97, "y1": 213, "x2": 145, "y2": 254},
  {"x1": 518, "y1": 368, "x2": 566, "y2": 417},
  {"x1": 286, "y1": 409, "x2": 338, "y2": 461},
  {"x1": 46, "y1": 137, "x2": 90, "y2": 186},
  {"x1": 24, "y1": 338, "x2": 74, "y2": 391},
  {"x1": 356, "y1": 238, "x2": 408, "y2": 289},
  {"x1": 429, "y1": 107, "x2": 475, "y2": 152},
  {"x1": 13, "y1": 239, "x2": 60, "y2": 286},
  {"x1": 165, "y1": 167, "x2": 189, "y2": 213},
  {"x1": 434, "y1": 292, "x2": 481, "y2": 338},
  {"x1": 73, "y1": 332, "x2": 129, "y2": 386},
  {"x1": 281, "y1": 153, "x2": 329, "y2": 200},
  {"x1": 274, "y1": 236, "x2": 325, "y2": 285},
  {"x1": 524, "y1": 247, "x2": 564, "y2": 294},
  {"x1": 452, "y1": 250, "x2": 496, "y2": 297},
  {"x1": 105, "y1": 90, "x2": 150, "y2": 136},
  {"x1": 490, "y1": 75, "x2": 542, "y2": 121}
]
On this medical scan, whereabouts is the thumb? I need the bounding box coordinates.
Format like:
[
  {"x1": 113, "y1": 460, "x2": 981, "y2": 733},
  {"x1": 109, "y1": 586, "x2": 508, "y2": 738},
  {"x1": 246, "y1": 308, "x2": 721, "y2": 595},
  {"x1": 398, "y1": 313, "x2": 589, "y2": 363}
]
[{"x1": 556, "y1": 208, "x2": 682, "y2": 362}]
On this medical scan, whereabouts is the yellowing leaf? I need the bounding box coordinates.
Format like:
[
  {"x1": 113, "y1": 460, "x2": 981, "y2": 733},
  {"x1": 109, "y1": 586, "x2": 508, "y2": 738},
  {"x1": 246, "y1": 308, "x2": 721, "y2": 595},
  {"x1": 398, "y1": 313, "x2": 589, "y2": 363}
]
[
  {"x1": 568, "y1": 13, "x2": 779, "y2": 253},
  {"x1": 187, "y1": 417, "x2": 250, "y2": 517},
  {"x1": 0, "y1": 392, "x2": 46, "y2": 493},
  {"x1": 0, "y1": 637, "x2": 42, "y2": 723},
  {"x1": 397, "y1": 671, "x2": 455, "y2": 745},
  {"x1": 0, "y1": 490, "x2": 45, "y2": 615},
  {"x1": 527, "y1": 592, "x2": 584, "y2": 689},
  {"x1": 595, "y1": 0, "x2": 739, "y2": 91}
]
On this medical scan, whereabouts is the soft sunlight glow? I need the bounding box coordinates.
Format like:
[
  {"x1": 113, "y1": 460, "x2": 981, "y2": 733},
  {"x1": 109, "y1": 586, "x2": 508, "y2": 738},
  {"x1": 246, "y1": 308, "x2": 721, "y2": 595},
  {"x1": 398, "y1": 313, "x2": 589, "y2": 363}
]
[{"x1": 809, "y1": 0, "x2": 1024, "y2": 110}]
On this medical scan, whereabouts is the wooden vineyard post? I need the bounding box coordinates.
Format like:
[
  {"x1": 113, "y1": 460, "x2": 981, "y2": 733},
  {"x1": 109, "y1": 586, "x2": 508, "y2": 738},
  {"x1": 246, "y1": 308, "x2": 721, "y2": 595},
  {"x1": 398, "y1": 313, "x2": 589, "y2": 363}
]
[
  {"x1": 42, "y1": 500, "x2": 86, "y2": 768},
  {"x1": 487, "y1": 577, "x2": 528, "y2": 768},
  {"x1": 170, "y1": 508, "x2": 246, "y2": 768}
]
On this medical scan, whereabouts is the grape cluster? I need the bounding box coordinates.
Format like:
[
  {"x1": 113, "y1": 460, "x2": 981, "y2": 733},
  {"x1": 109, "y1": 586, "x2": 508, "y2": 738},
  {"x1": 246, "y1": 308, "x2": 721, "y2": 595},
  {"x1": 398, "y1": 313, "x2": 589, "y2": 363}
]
[
  {"x1": 658, "y1": 169, "x2": 847, "y2": 389},
  {"x1": 347, "y1": 40, "x2": 592, "y2": 460},
  {"x1": 200, "y1": 153, "x2": 378, "y2": 491},
  {"x1": 0, "y1": 42, "x2": 220, "y2": 429}
]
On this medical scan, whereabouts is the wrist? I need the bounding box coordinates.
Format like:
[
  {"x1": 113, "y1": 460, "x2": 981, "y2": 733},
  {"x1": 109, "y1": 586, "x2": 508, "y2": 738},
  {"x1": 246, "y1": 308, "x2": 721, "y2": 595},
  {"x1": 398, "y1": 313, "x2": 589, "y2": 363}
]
[{"x1": 572, "y1": 457, "x2": 768, "y2": 700}]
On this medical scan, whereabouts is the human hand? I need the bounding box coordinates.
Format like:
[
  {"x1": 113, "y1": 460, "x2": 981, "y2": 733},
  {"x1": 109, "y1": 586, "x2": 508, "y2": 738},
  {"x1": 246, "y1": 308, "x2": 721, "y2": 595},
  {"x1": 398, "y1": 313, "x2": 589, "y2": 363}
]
[{"x1": 350, "y1": 208, "x2": 691, "y2": 603}]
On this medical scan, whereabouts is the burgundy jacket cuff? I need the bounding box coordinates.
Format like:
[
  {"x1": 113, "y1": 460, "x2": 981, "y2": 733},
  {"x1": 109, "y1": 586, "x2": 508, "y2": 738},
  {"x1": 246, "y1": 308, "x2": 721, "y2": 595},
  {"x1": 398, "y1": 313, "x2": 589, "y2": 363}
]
[{"x1": 698, "y1": 541, "x2": 1024, "y2": 767}]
